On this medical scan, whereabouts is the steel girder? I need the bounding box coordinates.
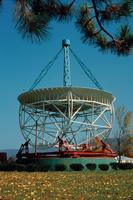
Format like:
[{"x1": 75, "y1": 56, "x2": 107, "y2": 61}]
[{"x1": 19, "y1": 90, "x2": 114, "y2": 149}]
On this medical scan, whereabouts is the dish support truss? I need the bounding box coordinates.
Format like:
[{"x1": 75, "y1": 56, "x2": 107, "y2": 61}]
[{"x1": 19, "y1": 91, "x2": 114, "y2": 149}]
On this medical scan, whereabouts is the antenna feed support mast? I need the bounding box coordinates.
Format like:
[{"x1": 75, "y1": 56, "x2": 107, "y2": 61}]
[{"x1": 62, "y1": 39, "x2": 71, "y2": 87}]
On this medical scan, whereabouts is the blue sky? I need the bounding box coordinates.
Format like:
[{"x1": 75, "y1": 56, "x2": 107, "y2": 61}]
[{"x1": 0, "y1": 1, "x2": 133, "y2": 149}]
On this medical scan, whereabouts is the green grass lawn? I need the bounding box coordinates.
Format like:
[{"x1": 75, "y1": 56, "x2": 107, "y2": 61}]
[{"x1": 0, "y1": 170, "x2": 133, "y2": 200}]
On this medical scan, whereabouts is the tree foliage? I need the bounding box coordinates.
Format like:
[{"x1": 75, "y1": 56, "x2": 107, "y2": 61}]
[
  {"x1": 116, "y1": 106, "x2": 132, "y2": 134},
  {"x1": 0, "y1": 0, "x2": 2, "y2": 9},
  {"x1": 115, "y1": 106, "x2": 133, "y2": 158},
  {"x1": 1, "y1": 0, "x2": 133, "y2": 55},
  {"x1": 122, "y1": 133, "x2": 133, "y2": 158}
]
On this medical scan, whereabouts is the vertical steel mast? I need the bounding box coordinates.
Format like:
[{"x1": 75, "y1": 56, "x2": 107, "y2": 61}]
[{"x1": 62, "y1": 39, "x2": 71, "y2": 87}]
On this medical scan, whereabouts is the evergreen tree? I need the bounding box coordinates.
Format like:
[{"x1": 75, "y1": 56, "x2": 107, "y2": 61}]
[{"x1": 12, "y1": 0, "x2": 133, "y2": 56}]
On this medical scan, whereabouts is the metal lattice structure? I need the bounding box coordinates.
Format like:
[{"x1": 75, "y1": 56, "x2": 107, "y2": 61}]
[
  {"x1": 18, "y1": 87, "x2": 115, "y2": 149},
  {"x1": 18, "y1": 39, "x2": 115, "y2": 150},
  {"x1": 63, "y1": 39, "x2": 71, "y2": 87}
]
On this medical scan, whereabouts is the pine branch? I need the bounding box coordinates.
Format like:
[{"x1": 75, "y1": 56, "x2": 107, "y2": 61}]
[
  {"x1": 14, "y1": 0, "x2": 50, "y2": 42},
  {"x1": 114, "y1": 25, "x2": 133, "y2": 55},
  {"x1": 55, "y1": 1, "x2": 75, "y2": 22},
  {"x1": 13, "y1": 0, "x2": 133, "y2": 56},
  {"x1": 100, "y1": 1, "x2": 133, "y2": 22},
  {"x1": 0, "y1": 0, "x2": 2, "y2": 10},
  {"x1": 91, "y1": 0, "x2": 115, "y2": 41},
  {"x1": 42, "y1": 0, "x2": 60, "y2": 19}
]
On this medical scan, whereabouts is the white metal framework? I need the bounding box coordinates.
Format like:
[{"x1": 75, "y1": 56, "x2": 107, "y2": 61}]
[{"x1": 19, "y1": 87, "x2": 115, "y2": 149}]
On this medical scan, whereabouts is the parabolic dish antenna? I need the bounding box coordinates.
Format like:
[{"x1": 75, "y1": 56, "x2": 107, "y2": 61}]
[{"x1": 18, "y1": 40, "x2": 115, "y2": 150}]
